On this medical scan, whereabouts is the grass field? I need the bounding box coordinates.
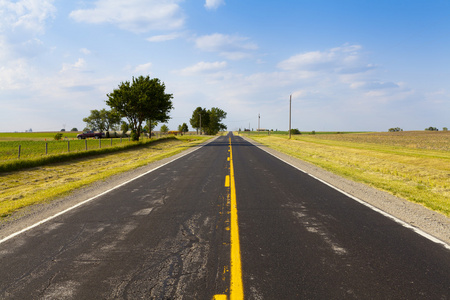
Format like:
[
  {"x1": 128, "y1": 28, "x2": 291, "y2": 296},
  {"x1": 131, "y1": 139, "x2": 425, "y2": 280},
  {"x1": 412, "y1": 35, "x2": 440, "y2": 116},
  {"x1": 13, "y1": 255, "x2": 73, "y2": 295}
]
[
  {"x1": 0, "y1": 131, "x2": 80, "y2": 141},
  {"x1": 0, "y1": 132, "x2": 144, "y2": 160},
  {"x1": 244, "y1": 131, "x2": 450, "y2": 217},
  {"x1": 1, "y1": 137, "x2": 139, "y2": 160},
  {"x1": 0, "y1": 135, "x2": 211, "y2": 219},
  {"x1": 0, "y1": 132, "x2": 176, "y2": 172}
]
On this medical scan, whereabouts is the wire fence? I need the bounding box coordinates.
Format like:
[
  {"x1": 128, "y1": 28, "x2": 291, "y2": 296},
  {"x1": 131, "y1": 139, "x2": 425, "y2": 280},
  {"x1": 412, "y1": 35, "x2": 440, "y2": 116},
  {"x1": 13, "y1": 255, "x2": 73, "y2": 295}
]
[{"x1": 1, "y1": 137, "x2": 138, "y2": 161}]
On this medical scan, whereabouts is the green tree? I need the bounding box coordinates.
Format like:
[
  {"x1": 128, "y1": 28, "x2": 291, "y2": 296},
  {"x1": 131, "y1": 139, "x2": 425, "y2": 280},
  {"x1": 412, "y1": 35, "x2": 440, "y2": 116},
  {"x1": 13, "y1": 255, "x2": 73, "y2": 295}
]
[
  {"x1": 104, "y1": 109, "x2": 121, "y2": 133},
  {"x1": 205, "y1": 107, "x2": 227, "y2": 135},
  {"x1": 190, "y1": 107, "x2": 209, "y2": 135},
  {"x1": 83, "y1": 109, "x2": 106, "y2": 132},
  {"x1": 83, "y1": 109, "x2": 121, "y2": 137},
  {"x1": 160, "y1": 124, "x2": 169, "y2": 134},
  {"x1": 106, "y1": 75, "x2": 173, "y2": 141},
  {"x1": 180, "y1": 123, "x2": 189, "y2": 135},
  {"x1": 120, "y1": 121, "x2": 129, "y2": 134},
  {"x1": 71, "y1": 128, "x2": 78, "y2": 131},
  {"x1": 54, "y1": 133, "x2": 63, "y2": 140},
  {"x1": 144, "y1": 120, "x2": 158, "y2": 137}
]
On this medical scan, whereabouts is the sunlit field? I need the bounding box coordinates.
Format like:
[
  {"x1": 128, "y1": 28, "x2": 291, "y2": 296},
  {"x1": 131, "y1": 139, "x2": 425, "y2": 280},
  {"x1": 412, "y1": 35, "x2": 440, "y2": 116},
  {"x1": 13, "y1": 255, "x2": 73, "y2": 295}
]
[{"x1": 243, "y1": 131, "x2": 450, "y2": 217}]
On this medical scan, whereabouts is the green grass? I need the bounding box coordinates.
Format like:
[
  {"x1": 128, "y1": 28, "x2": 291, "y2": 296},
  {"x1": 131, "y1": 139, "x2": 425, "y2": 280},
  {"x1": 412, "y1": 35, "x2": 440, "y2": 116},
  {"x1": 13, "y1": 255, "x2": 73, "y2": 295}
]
[
  {"x1": 0, "y1": 131, "x2": 80, "y2": 141},
  {"x1": 0, "y1": 134, "x2": 175, "y2": 172},
  {"x1": 248, "y1": 131, "x2": 450, "y2": 217}
]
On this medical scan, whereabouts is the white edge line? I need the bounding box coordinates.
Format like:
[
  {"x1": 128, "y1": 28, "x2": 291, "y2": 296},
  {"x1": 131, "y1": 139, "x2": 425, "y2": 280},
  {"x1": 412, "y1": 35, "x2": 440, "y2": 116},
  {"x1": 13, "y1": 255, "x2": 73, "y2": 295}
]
[
  {"x1": 250, "y1": 139, "x2": 450, "y2": 251},
  {"x1": 0, "y1": 138, "x2": 215, "y2": 245}
]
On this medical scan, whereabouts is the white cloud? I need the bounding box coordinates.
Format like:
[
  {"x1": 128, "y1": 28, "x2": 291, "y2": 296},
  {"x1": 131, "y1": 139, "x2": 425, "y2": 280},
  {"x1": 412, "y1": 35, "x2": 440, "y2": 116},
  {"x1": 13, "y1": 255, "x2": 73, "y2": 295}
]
[
  {"x1": 147, "y1": 33, "x2": 180, "y2": 42},
  {"x1": 178, "y1": 61, "x2": 227, "y2": 76},
  {"x1": 0, "y1": 58, "x2": 32, "y2": 90},
  {"x1": 277, "y1": 44, "x2": 363, "y2": 72},
  {"x1": 60, "y1": 58, "x2": 86, "y2": 73},
  {"x1": 0, "y1": 1, "x2": 56, "y2": 92},
  {"x1": 205, "y1": 0, "x2": 225, "y2": 10},
  {"x1": 134, "y1": 62, "x2": 152, "y2": 74},
  {"x1": 0, "y1": 0, "x2": 56, "y2": 33},
  {"x1": 195, "y1": 33, "x2": 258, "y2": 60},
  {"x1": 350, "y1": 81, "x2": 399, "y2": 90},
  {"x1": 80, "y1": 48, "x2": 91, "y2": 55},
  {"x1": 69, "y1": 0, "x2": 185, "y2": 33}
]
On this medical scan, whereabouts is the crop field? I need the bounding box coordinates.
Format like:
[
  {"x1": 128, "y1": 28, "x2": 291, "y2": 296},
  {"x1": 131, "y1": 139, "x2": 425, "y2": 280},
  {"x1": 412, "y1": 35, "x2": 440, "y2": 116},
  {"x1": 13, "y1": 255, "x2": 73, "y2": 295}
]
[{"x1": 246, "y1": 131, "x2": 450, "y2": 217}]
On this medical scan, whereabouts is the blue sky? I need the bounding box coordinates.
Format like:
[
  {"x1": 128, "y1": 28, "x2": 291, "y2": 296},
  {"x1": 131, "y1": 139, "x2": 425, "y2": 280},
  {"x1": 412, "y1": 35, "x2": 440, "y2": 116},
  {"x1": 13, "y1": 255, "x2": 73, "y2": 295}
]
[{"x1": 1, "y1": 0, "x2": 449, "y2": 132}]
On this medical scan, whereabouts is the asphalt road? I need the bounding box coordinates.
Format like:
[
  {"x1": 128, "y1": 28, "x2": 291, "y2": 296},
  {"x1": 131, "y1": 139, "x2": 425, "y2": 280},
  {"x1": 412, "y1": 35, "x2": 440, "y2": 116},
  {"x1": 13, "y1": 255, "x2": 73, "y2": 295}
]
[{"x1": 0, "y1": 133, "x2": 449, "y2": 299}]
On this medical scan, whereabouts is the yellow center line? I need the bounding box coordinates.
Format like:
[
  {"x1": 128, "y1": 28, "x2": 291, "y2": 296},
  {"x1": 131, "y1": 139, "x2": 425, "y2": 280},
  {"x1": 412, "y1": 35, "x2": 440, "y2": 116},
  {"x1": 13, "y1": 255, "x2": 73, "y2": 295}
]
[
  {"x1": 215, "y1": 136, "x2": 244, "y2": 300},
  {"x1": 229, "y1": 136, "x2": 244, "y2": 299}
]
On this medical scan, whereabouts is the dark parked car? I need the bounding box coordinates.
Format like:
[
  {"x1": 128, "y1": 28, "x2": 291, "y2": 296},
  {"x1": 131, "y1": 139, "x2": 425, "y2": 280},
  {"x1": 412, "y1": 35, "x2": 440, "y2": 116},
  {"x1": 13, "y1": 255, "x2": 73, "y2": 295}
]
[{"x1": 77, "y1": 131, "x2": 105, "y2": 139}]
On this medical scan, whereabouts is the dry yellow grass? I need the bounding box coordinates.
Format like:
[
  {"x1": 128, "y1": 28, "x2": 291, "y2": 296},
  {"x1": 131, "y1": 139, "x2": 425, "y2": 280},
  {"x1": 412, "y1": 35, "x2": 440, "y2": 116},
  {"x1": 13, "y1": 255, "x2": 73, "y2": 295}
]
[
  {"x1": 249, "y1": 131, "x2": 450, "y2": 216},
  {"x1": 0, "y1": 136, "x2": 210, "y2": 218}
]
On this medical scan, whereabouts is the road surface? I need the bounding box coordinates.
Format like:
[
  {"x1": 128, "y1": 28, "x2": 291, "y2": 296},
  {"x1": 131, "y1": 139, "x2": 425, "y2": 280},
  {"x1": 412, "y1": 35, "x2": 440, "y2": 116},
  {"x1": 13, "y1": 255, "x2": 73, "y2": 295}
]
[{"x1": 0, "y1": 133, "x2": 449, "y2": 299}]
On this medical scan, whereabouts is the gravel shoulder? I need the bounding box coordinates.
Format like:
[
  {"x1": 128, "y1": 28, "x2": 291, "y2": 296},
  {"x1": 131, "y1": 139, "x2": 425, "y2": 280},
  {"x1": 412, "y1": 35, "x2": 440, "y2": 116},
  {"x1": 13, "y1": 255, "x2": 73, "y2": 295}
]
[{"x1": 243, "y1": 136, "x2": 450, "y2": 247}]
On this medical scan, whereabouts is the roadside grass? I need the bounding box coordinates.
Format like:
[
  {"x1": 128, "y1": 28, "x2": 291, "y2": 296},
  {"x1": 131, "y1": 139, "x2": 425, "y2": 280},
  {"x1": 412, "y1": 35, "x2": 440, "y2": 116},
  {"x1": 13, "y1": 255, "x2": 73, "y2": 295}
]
[
  {"x1": 244, "y1": 131, "x2": 450, "y2": 217},
  {"x1": 0, "y1": 132, "x2": 80, "y2": 141},
  {"x1": 0, "y1": 136, "x2": 174, "y2": 172},
  {"x1": 0, "y1": 136, "x2": 211, "y2": 219}
]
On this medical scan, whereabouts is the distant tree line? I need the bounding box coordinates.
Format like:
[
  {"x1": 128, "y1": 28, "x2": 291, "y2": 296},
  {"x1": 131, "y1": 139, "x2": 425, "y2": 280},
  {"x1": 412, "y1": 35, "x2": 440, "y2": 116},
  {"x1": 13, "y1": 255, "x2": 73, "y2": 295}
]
[
  {"x1": 388, "y1": 127, "x2": 403, "y2": 132},
  {"x1": 189, "y1": 107, "x2": 227, "y2": 135},
  {"x1": 388, "y1": 127, "x2": 448, "y2": 132}
]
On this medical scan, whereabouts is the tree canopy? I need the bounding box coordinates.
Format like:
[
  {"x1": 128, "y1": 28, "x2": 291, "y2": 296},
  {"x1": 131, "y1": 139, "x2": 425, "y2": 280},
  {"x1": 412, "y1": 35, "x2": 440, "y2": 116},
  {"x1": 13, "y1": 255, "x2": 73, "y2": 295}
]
[
  {"x1": 189, "y1": 107, "x2": 209, "y2": 134},
  {"x1": 83, "y1": 109, "x2": 106, "y2": 132},
  {"x1": 179, "y1": 123, "x2": 189, "y2": 134},
  {"x1": 160, "y1": 124, "x2": 169, "y2": 133},
  {"x1": 190, "y1": 106, "x2": 227, "y2": 135},
  {"x1": 83, "y1": 109, "x2": 121, "y2": 137},
  {"x1": 106, "y1": 75, "x2": 173, "y2": 140}
]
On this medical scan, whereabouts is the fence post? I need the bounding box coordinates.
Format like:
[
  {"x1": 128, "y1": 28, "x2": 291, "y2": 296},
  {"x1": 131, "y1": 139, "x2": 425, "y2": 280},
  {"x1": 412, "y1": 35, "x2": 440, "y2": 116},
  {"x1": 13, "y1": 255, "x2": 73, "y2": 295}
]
[
  {"x1": 99, "y1": 138, "x2": 101, "y2": 149},
  {"x1": 68, "y1": 141, "x2": 70, "y2": 153},
  {"x1": 45, "y1": 142, "x2": 48, "y2": 155},
  {"x1": 18, "y1": 145, "x2": 21, "y2": 159},
  {"x1": 110, "y1": 138, "x2": 112, "y2": 147},
  {"x1": 85, "y1": 139, "x2": 87, "y2": 151}
]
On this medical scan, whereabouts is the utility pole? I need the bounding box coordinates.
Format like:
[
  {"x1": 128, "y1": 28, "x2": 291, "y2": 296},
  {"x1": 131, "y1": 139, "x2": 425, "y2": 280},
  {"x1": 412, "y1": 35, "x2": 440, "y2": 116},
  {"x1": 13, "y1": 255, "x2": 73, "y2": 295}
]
[
  {"x1": 199, "y1": 113, "x2": 202, "y2": 135},
  {"x1": 289, "y1": 94, "x2": 292, "y2": 139},
  {"x1": 258, "y1": 114, "x2": 260, "y2": 131}
]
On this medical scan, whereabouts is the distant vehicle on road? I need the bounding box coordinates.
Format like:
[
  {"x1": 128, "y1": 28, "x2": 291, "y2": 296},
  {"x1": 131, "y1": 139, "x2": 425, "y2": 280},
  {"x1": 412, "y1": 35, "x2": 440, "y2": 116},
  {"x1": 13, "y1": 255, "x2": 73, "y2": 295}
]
[{"x1": 77, "y1": 131, "x2": 105, "y2": 139}]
